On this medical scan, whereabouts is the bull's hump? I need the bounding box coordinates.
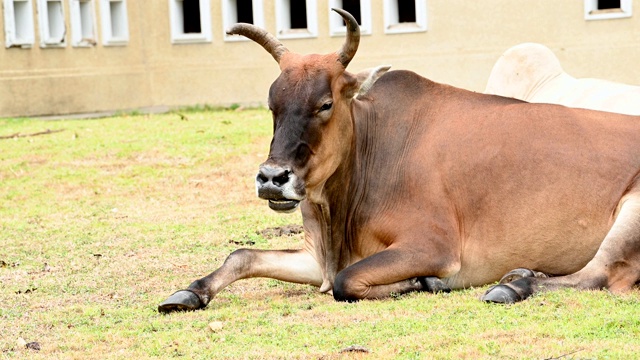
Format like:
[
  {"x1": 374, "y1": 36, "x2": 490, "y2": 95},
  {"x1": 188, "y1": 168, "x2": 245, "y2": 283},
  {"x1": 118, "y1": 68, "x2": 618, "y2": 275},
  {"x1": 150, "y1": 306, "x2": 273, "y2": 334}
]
[{"x1": 371, "y1": 70, "x2": 433, "y2": 93}]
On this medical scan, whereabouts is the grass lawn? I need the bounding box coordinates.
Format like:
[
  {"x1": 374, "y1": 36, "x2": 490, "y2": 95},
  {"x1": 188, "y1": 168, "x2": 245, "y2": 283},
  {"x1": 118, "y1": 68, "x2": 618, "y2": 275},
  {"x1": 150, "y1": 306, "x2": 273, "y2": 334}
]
[{"x1": 1, "y1": 109, "x2": 639, "y2": 359}]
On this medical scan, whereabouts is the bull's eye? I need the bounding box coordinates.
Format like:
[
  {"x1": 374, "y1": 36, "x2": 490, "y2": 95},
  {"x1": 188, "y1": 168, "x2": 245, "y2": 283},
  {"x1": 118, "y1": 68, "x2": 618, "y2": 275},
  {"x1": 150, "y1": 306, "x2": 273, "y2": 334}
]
[{"x1": 319, "y1": 102, "x2": 333, "y2": 112}]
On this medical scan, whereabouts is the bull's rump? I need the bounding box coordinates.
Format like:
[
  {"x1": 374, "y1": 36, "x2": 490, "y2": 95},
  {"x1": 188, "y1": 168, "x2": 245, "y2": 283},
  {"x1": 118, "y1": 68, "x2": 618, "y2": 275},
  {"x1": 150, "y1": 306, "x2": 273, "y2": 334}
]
[{"x1": 434, "y1": 101, "x2": 640, "y2": 288}]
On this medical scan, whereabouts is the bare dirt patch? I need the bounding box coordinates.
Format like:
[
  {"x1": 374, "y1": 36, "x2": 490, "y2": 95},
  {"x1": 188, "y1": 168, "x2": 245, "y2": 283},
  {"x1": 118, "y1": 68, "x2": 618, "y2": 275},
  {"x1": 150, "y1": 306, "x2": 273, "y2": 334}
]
[{"x1": 258, "y1": 224, "x2": 304, "y2": 238}]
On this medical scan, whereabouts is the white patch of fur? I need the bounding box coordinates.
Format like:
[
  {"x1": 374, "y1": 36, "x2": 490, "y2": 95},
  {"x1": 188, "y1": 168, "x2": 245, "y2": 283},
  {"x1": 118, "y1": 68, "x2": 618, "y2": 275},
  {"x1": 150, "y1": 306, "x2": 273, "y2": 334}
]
[
  {"x1": 280, "y1": 172, "x2": 305, "y2": 201},
  {"x1": 254, "y1": 172, "x2": 305, "y2": 201}
]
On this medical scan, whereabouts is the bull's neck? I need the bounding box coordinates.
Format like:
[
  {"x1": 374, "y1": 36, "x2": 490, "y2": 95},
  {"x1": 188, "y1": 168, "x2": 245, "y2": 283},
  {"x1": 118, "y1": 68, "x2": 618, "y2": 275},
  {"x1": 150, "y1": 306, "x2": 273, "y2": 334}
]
[{"x1": 308, "y1": 111, "x2": 359, "y2": 292}]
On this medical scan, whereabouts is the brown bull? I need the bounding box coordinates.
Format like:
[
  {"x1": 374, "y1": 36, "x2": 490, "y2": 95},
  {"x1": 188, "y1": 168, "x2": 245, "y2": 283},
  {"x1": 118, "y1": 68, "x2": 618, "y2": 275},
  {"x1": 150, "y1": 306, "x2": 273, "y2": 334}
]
[{"x1": 159, "y1": 9, "x2": 640, "y2": 312}]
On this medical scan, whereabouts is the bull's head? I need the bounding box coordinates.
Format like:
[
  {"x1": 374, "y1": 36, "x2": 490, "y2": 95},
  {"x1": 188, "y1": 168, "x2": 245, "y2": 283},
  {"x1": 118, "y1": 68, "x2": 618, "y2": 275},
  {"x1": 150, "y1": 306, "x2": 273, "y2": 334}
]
[{"x1": 227, "y1": 9, "x2": 387, "y2": 213}]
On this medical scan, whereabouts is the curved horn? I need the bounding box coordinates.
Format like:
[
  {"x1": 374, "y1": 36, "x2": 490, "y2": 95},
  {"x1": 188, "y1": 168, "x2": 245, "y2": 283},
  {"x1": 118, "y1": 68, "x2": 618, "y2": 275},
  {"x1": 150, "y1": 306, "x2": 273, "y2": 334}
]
[
  {"x1": 226, "y1": 24, "x2": 289, "y2": 63},
  {"x1": 332, "y1": 8, "x2": 360, "y2": 68}
]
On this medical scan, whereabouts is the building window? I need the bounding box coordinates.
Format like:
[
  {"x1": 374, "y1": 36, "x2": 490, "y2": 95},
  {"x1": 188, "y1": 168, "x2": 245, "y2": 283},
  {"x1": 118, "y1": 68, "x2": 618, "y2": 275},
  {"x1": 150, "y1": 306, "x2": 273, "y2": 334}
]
[
  {"x1": 329, "y1": 0, "x2": 372, "y2": 36},
  {"x1": 70, "y1": 0, "x2": 97, "y2": 47},
  {"x1": 3, "y1": 0, "x2": 36, "y2": 48},
  {"x1": 223, "y1": 0, "x2": 265, "y2": 42},
  {"x1": 183, "y1": 0, "x2": 201, "y2": 33},
  {"x1": 398, "y1": 1, "x2": 416, "y2": 22},
  {"x1": 290, "y1": 1, "x2": 307, "y2": 28},
  {"x1": 236, "y1": 0, "x2": 253, "y2": 23},
  {"x1": 275, "y1": 0, "x2": 318, "y2": 39},
  {"x1": 599, "y1": 0, "x2": 621, "y2": 9},
  {"x1": 100, "y1": 0, "x2": 129, "y2": 45},
  {"x1": 36, "y1": 0, "x2": 66, "y2": 47},
  {"x1": 169, "y1": 0, "x2": 212, "y2": 44},
  {"x1": 584, "y1": 0, "x2": 632, "y2": 20},
  {"x1": 384, "y1": 0, "x2": 428, "y2": 34}
]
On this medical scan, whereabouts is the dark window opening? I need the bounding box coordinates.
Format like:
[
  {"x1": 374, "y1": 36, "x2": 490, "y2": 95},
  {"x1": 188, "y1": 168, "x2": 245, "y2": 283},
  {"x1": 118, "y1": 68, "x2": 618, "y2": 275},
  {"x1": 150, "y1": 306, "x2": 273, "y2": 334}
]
[
  {"x1": 598, "y1": 0, "x2": 621, "y2": 9},
  {"x1": 341, "y1": 0, "x2": 362, "y2": 25},
  {"x1": 183, "y1": 0, "x2": 202, "y2": 33},
  {"x1": 398, "y1": 0, "x2": 417, "y2": 23},
  {"x1": 236, "y1": 0, "x2": 254, "y2": 23},
  {"x1": 290, "y1": 1, "x2": 307, "y2": 29}
]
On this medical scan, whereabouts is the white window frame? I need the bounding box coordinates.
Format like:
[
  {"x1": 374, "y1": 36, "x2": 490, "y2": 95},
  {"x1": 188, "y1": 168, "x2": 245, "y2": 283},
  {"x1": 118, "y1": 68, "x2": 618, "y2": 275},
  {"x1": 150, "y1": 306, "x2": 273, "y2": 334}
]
[
  {"x1": 169, "y1": 0, "x2": 212, "y2": 44},
  {"x1": 584, "y1": 0, "x2": 632, "y2": 20},
  {"x1": 275, "y1": 0, "x2": 318, "y2": 39},
  {"x1": 100, "y1": 0, "x2": 129, "y2": 46},
  {"x1": 70, "y1": 0, "x2": 97, "y2": 47},
  {"x1": 36, "y1": 0, "x2": 66, "y2": 47},
  {"x1": 222, "y1": 0, "x2": 265, "y2": 42},
  {"x1": 383, "y1": 0, "x2": 428, "y2": 34},
  {"x1": 329, "y1": 0, "x2": 372, "y2": 36},
  {"x1": 3, "y1": 0, "x2": 36, "y2": 48}
]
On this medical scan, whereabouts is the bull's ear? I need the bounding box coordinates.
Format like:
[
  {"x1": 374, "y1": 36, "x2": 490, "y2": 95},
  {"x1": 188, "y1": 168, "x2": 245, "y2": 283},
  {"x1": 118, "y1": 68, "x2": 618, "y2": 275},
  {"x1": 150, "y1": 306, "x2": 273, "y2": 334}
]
[{"x1": 354, "y1": 65, "x2": 391, "y2": 99}]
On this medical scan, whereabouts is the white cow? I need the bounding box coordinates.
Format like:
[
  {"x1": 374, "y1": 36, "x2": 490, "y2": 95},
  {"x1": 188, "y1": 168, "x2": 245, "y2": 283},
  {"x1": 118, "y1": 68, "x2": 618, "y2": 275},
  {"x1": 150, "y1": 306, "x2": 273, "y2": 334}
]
[{"x1": 485, "y1": 43, "x2": 640, "y2": 115}]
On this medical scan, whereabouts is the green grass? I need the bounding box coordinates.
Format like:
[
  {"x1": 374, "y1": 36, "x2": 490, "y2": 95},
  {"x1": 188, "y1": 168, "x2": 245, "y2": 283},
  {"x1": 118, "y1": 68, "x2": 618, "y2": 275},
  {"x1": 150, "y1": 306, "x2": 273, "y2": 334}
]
[{"x1": 1, "y1": 109, "x2": 639, "y2": 359}]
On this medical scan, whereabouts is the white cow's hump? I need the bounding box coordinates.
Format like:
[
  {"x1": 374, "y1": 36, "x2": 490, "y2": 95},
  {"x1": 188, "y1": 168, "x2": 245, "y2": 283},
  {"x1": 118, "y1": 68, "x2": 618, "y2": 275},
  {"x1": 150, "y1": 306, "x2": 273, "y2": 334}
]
[
  {"x1": 485, "y1": 43, "x2": 564, "y2": 100},
  {"x1": 485, "y1": 43, "x2": 640, "y2": 116}
]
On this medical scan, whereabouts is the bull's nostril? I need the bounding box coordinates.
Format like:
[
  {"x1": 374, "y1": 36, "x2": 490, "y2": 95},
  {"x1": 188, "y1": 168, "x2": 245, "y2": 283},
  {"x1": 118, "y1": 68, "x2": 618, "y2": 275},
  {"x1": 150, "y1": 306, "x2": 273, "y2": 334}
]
[
  {"x1": 257, "y1": 173, "x2": 269, "y2": 185},
  {"x1": 257, "y1": 166, "x2": 292, "y2": 188},
  {"x1": 272, "y1": 170, "x2": 290, "y2": 187}
]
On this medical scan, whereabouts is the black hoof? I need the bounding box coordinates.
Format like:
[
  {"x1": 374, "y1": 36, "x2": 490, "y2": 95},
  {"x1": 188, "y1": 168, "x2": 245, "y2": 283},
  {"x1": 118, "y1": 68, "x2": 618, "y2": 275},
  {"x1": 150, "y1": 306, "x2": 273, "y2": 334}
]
[
  {"x1": 481, "y1": 284, "x2": 522, "y2": 304},
  {"x1": 421, "y1": 277, "x2": 451, "y2": 293},
  {"x1": 158, "y1": 290, "x2": 205, "y2": 313}
]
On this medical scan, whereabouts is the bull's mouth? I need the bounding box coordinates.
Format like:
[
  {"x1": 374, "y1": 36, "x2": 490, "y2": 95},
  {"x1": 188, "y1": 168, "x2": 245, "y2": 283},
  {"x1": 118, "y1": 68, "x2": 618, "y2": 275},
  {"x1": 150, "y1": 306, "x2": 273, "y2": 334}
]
[{"x1": 268, "y1": 199, "x2": 300, "y2": 213}]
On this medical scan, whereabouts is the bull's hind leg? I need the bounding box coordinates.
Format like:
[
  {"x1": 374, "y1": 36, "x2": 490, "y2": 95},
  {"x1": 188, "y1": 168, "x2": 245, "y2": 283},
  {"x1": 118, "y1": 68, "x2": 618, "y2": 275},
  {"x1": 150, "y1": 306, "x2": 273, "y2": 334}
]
[
  {"x1": 483, "y1": 194, "x2": 640, "y2": 303},
  {"x1": 158, "y1": 249, "x2": 323, "y2": 313},
  {"x1": 333, "y1": 246, "x2": 456, "y2": 302}
]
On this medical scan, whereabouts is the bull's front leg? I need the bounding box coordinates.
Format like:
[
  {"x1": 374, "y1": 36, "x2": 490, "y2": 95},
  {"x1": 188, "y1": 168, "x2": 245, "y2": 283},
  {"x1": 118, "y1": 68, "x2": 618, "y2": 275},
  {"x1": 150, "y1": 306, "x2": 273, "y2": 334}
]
[{"x1": 158, "y1": 249, "x2": 322, "y2": 313}]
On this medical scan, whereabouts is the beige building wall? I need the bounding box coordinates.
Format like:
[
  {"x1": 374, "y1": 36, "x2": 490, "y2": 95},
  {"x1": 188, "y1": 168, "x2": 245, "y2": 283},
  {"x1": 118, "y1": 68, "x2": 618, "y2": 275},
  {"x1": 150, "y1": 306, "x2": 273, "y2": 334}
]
[{"x1": 1, "y1": 0, "x2": 639, "y2": 118}]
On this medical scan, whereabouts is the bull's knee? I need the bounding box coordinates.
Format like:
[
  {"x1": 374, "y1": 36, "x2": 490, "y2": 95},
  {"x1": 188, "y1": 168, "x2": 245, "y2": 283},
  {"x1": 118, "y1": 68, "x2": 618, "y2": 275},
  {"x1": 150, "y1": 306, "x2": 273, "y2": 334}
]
[
  {"x1": 223, "y1": 248, "x2": 254, "y2": 268},
  {"x1": 333, "y1": 269, "x2": 366, "y2": 302},
  {"x1": 601, "y1": 261, "x2": 640, "y2": 292}
]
